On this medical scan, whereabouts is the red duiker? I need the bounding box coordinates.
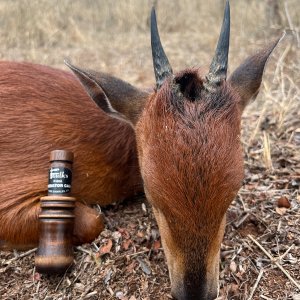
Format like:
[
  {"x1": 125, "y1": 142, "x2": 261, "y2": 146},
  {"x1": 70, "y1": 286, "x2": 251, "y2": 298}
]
[
  {"x1": 0, "y1": 61, "x2": 148, "y2": 250},
  {"x1": 66, "y1": 1, "x2": 283, "y2": 298}
]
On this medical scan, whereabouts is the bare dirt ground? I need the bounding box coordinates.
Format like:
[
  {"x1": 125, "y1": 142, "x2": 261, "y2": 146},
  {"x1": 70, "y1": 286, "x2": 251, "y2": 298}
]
[{"x1": 0, "y1": 1, "x2": 299, "y2": 299}]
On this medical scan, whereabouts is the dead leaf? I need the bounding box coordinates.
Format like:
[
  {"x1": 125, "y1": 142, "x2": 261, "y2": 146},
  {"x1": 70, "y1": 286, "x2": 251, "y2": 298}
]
[
  {"x1": 230, "y1": 283, "x2": 239, "y2": 295},
  {"x1": 99, "y1": 239, "x2": 113, "y2": 256},
  {"x1": 137, "y1": 231, "x2": 145, "y2": 238},
  {"x1": 112, "y1": 231, "x2": 122, "y2": 242},
  {"x1": 229, "y1": 261, "x2": 237, "y2": 273},
  {"x1": 118, "y1": 228, "x2": 130, "y2": 239},
  {"x1": 33, "y1": 272, "x2": 41, "y2": 281},
  {"x1": 137, "y1": 257, "x2": 151, "y2": 275},
  {"x1": 122, "y1": 239, "x2": 132, "y2": 251},
  {"x1": 126, "y1": 261, "x2": 137, "y2": 273},
  {"x1": 277, "y1": 196, "x2": 291, "y2": 208},
  {"x1": 104, "y1": 268, "x2": 113, "y2": 285},
  {"x1": 152, "y1": 240, "x2": 161, "y2": 251},
  {"x1": 74, "y1": 283, "x2": 85, "y2": 292},
  {"x1": 275, "y1": 207, "x2": 287, "y2": 215},
  {"x1": 115, "y1": 291, "x2": 125, "y2": 299}
]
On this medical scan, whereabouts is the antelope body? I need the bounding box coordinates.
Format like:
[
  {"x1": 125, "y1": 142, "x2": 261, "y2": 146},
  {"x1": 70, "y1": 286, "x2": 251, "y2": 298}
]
[
  {"x1": 0, "y1": 61, "x2": 147, "y2": 248},
  {"x1": 66, "y1": 2, "x2": 281, "y2": 299}
]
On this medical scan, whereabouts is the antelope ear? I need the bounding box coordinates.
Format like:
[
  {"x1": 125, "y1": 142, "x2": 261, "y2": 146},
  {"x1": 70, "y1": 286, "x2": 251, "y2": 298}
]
[
  {"x1": 229, "y1": 34, "x2": 284, "y2": 111},
  {"x1": 64, "y1": 59, "x2": 150, "y2": 125}
]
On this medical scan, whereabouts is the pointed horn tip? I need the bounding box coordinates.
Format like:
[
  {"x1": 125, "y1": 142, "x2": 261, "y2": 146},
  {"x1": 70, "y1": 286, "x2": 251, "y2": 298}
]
[
  {"x1": 207, "y1": 0, "x2": 231, "y2": 83},
  {"x1": 64, "y1": 59, "x2": 79, "y2": 74},
  {"x1": 224, "y1": 0, "x2": 230, "y2": 20},
  {"x1": 223, "y1": 0, "x2": 230, "y2": 15},
  {"x1": 267, "y1": 31, "x2": 286, "y2": 55},
  {"x1": 151, "y1": 6, "x2": 157, "y2": 25},
  {"x1": 64, "y1": 58, "x2": 73, "y2": 68},
  {"x1": 278, "y1": 30, "x2": 287, "y2": 43}
]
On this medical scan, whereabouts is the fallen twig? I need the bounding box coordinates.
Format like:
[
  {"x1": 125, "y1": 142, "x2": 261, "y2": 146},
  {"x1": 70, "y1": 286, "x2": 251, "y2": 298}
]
[
  {"x1": 5, "y1": 248, "x2": 37, "y2": 264},
  {"x1": 260, "y1": 295, "x2": 274, "y2": 300},
  {"x1": 279, "y1": 244, "x2": 294, "y2": 261},
  {"x1": 247, "y1": 268, "x2": 264, "y2": 300},
  {"x1": 248, "y1": 235, "x2": 300, "y2": 290},
  {"x1": 234, "y1": 213, "x2": 250, "y2": 228},
  {"x1": 76, "y1": 246, "x2": 92, "y2": 255}
]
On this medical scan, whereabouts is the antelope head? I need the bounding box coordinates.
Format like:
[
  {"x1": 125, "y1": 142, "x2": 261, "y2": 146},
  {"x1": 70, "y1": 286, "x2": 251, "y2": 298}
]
[{"x1": 66, "y1": 2, "x2": 282, "y2": 297}]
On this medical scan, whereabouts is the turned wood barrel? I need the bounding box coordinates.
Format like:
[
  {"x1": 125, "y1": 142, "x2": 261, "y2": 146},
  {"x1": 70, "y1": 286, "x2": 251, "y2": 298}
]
[{"x1": 35, "y1": 150, "x2": 75, "y2": 274}]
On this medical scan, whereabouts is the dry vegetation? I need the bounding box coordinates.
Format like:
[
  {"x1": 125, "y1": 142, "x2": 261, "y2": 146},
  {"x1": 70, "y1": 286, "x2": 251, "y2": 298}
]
[{"x1": 0, "y1": 0, "x2": 299, "y2": 299}]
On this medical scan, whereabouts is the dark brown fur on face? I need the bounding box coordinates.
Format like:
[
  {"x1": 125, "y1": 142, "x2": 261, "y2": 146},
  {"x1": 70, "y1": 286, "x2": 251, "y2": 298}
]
[{"x1": 0, "y1": 61, "x2": 145, "y2": 248}]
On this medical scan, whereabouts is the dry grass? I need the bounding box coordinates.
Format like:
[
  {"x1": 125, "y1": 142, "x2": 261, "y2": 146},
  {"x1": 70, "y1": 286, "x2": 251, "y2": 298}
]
[
  {"x1": 0, "y1": 0, "x2": 299, "y2": 69},
  {"x1": 0, "y1": 0, "x2": 299, "y2": 299}
]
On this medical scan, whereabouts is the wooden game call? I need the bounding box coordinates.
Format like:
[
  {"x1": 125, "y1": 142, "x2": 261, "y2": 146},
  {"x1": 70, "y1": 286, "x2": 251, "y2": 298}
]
[{"x1": 35, "y1": 150, "x2": 75, "y2": 274}]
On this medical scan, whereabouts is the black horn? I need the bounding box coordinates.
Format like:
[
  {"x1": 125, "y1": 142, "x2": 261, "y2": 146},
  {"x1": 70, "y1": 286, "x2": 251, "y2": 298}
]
[
  {"x1": 151, "y1": 7, "x2": 173, "y2": 89},
  {"x1": 206, "y1": 0, "x2": 230, "y2": 88}
]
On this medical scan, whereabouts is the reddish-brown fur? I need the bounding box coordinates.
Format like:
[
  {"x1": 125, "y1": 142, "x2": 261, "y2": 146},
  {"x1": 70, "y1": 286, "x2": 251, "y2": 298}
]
[
  {"x1": 68, "y1": 32, "x2": 281, "y2": 298},
  {"x1": 138, "y1": 70, "x2": 243, "y2": 226},
  {"x1": 0, "y1": 61, "x2": 143, "y2": 247},
  {"x1": 137, "y1": 65, "x2": 245, "y2": 294}
]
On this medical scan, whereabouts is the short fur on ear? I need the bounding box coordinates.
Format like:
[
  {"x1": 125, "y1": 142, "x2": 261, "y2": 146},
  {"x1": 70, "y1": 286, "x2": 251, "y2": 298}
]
[
  {"x1": 229, "y1": 33, "x2": 284, "y2": 111},
  {"x1": 64, "y1": 59, "x2": 149, "y2": 125}
]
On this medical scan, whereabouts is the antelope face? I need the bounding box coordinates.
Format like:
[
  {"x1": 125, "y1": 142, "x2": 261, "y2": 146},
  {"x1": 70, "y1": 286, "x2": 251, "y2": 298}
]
[{"x1": 135, "y1": 70, "x2": 244, "y2": 299}]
